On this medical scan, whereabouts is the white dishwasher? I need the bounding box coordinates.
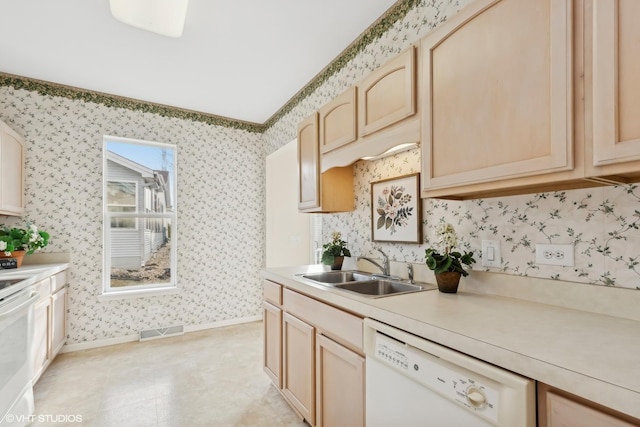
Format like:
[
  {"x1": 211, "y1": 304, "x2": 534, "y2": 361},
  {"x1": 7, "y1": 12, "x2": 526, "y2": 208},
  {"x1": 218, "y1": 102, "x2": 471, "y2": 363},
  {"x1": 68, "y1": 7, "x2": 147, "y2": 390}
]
[{"x1": 364, "y1": 318, "x2": 535, "y2": 427}]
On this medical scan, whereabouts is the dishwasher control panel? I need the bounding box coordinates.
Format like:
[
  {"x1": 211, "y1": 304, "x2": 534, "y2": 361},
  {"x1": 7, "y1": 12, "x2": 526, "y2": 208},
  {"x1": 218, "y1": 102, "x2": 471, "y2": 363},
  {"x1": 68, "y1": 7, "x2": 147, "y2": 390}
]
[{"x1": 374, "y1": 332, "x2": 500, "y2": 424}]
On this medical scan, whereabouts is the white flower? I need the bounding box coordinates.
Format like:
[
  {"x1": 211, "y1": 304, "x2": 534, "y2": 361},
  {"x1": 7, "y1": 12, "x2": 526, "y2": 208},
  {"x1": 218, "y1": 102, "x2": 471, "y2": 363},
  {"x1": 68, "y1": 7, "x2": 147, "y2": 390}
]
[
  {"x1": 0, "y1": 241, "x2": 5, "y2": 251},
  {"x1": 435, "y1": 223, "x2": 458, "y2": 251},
  {"x1": 29, "y1": 224, "x2": 38, "y2": 233}
]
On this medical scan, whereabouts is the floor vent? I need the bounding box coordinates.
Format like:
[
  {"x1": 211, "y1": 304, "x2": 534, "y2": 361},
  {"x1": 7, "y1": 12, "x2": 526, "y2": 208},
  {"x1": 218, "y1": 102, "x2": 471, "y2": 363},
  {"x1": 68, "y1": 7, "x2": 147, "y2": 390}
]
[{"x1": 139, "y1": 325, "x2": 184, "y2": 342}]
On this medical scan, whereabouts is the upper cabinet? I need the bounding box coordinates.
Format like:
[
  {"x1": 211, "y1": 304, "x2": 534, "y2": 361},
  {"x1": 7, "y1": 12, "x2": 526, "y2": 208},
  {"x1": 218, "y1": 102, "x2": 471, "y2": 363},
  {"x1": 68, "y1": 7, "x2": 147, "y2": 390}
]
[
  {"x1": 0, "y1": 119, "x2": 25, "y2": 216},
  {"x1": 319, "y1": 87, "x2": 357, "y2": 154},
  {"x1": 586, "y1": 0, "x2": 640, "y2": 181},
  {"x1": 320, "y1": 46, "x2": 420, "y2": 172},
  {"x1": 358, "y1": 47, "x2": 416, "y2": 137},
  {"x1": 297, "y1": 112, "x2": 354, "y2": 213},
  {"x1": 421, "y1": 0, "x2": 575, "y2": 198}
]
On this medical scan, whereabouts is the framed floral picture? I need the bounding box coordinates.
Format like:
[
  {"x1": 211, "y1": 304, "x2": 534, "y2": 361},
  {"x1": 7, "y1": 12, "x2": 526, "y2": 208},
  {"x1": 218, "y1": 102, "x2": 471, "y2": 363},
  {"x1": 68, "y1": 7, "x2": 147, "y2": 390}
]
[{"x1": 371, "y1": 173, "x2": 422, "y2": 243}]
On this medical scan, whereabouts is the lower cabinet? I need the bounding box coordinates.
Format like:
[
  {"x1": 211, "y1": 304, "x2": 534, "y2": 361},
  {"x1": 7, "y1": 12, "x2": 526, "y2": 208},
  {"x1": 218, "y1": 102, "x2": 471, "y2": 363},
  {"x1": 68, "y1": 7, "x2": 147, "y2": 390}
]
[
  {"x1": 538, "y1": 383, "x2": 640, "y2": 427},
  {"x1": 282, "y1": 312, "x2": 316, "y2": 424},
  {"x1": 31, "y1": 269, "x2": 68, "y2": 384},
  {"x1": 262, "y1": 301, "x2": 282, "y2": 388},
  {"x1": 315, "y1": 334, "x2": 364, "y2": 427},
  {"x1": 262, "y1": 280, "x2": 365, "y2": 427}
]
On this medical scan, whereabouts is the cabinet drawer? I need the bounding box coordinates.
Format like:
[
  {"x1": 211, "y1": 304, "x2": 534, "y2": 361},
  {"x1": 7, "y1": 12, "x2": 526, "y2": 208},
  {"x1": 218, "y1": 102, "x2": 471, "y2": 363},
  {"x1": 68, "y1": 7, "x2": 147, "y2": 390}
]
[
  {"x1": 51, "y1": 270, "x2": 68, "y2": 292},
  {"x1": 33, "y1": 278, "x2": 51, "y2": 302},
  {"x1": 283, "y1": 288, "x2": 363, "y2": 353},
  {"x1": 263, "y1": 280, "x2": 282, "y2": 306}
]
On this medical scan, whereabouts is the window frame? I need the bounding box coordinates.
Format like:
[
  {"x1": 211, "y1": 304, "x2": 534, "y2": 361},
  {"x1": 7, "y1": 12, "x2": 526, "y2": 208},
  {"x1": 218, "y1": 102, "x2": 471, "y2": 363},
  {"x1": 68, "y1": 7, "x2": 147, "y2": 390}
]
[{"x1": 102, "y1": 135, "x2": 178, "y2": 296}]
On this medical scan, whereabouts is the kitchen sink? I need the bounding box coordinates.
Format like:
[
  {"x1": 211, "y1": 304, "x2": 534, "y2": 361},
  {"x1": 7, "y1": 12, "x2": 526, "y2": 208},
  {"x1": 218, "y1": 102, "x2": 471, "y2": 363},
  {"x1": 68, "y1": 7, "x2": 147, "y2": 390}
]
[
  {"x1": 299, "y1": 270, "x2": 432, "y2": 297},
  {"x1": 334, "y1": 279, "x2": 427, "y2": 297},
  {"x1": 301, "y1": 271, "x2": 373, "y2": 284}
]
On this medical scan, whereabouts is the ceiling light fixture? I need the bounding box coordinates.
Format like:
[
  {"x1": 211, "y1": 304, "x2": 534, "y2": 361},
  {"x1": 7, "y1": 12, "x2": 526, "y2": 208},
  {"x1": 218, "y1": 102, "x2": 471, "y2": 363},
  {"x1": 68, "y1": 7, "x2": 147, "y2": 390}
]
[
  {"x1": 360, "y1": 142, "x2": 419, "y2": 161},
  {"x1": 109, "y1": 0, "x2": 189, "y2": 38}
]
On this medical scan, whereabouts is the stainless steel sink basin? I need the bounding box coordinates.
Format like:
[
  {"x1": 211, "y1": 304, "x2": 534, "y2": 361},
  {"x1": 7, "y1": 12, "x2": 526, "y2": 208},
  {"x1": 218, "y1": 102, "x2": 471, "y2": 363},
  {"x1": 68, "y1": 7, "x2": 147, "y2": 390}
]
[
  {"x1": 334, "y1": 279, "x2": 427, "y2": 297},
  {"x1": 301, "y1": 271, "x2": 373, "y2": 284}
]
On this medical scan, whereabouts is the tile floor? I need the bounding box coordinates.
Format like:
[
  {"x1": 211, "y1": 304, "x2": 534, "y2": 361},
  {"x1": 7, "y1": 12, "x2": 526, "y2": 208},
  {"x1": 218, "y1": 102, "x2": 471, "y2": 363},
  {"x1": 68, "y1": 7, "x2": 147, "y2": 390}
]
[{"x1": 31, "y1": 321, "x2": 305, "y2": 427}]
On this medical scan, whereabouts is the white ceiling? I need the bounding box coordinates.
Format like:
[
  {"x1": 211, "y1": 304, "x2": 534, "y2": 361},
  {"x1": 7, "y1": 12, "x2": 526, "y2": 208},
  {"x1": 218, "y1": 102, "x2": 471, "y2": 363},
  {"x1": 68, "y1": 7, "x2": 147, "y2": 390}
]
[{"x1": 0, "y1": 0, "x2": 398, "y2": 124}]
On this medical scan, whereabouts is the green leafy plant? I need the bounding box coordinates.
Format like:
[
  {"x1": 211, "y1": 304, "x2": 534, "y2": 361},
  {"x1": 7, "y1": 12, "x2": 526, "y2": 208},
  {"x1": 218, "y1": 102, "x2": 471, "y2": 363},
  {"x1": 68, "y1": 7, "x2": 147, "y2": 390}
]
[
  {"x1": 321, "y1": 232, "x2": 351, "y2": 265},
  {"x1": 425, "y1": 223, "x2": 475, "y2": 276},
  {"x1": 0, "y1": 223, "x2": 50, "y2": 256}
]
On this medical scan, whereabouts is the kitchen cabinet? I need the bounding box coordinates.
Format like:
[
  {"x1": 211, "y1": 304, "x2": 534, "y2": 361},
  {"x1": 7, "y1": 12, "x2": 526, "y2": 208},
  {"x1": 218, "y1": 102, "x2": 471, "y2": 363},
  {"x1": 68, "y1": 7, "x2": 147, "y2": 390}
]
[
  {"x1": 31, "y1": 269, "x2": 68, "y2": 384},
  {"x1": 262, "y1": 280, "x2": 365, "y2": 427},
  {"x1": 315, "y1": 334, "x2": 364, "y2": 427},
  {"x1": 358, "y1": 46, "x2": 416, "y2": 137},
  {"x1": 262, "y1": 280, "x2": 282, "y2": 387},
  {"x1": 538, "y1": 383, "x2": 640, "y2": 427},
  {"x1": 282, "y1": 312, "x2": 316, "y2": 424},
  {"x1": 319, "y1": 87, "x2": 357, "y2": 154},
  {"x1": 420, "y1": 0, "x2": 577, "y2": 199},
  {"x1": 586, "y1": 0, "x2": 640, "y2": 181},
  {"x1": 297, "y1": 112, "x2": 354, "y2": 213},
  {"x1": 321, "y1": 46, "x2": 420, "y2": 173},
  {"x1": 0, "y1": 118, "x2": 25, "y2": 216}
]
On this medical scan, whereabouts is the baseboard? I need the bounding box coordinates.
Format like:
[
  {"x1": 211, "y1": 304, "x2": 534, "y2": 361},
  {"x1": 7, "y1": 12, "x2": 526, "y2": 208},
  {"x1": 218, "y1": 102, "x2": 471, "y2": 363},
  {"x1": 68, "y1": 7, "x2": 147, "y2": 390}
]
[{"x1": 60, "y1": 315, "x2": 263, "y2": 353}]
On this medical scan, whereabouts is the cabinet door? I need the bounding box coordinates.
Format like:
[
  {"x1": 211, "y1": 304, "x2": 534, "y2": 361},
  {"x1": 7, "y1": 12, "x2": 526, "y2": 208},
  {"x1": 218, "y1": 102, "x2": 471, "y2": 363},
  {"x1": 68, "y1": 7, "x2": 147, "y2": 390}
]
[
  {"x1": 315, "y1": 334, "x2": 364, "y2": 427},
  {"x1": 319, "y1": 87, "x2": 357, "y2": 154},
  {"x1": 282, "y1": 312, "x2": 315, "y2": 425},
  {"x1": 298, "y1": 113, "x2": 320, "y2": 211},
  {"x1": 32, "y1": 298, "x2": 51, "y2": 383},
  {"x1": 421, "y1": 0, "x2": 573, "y2": 194},
  {"x1": 591, "y1": 0, "x2": 640, "y2": 168},
  {"x1": 263, "y1": 301, "x2": 282, "y2": 388},
  {"x1": 0, "y1": 120, "x2": 25, "y2": 216},
  {"x1": 358, "y1": 47, "x2": 416, "y2": 137},
  {"x1": 540, "y1": 386, "x2": 638, "y2": 427},
  {"x1": 50, "y1": 286, "x2": 67, "y2": 358}
]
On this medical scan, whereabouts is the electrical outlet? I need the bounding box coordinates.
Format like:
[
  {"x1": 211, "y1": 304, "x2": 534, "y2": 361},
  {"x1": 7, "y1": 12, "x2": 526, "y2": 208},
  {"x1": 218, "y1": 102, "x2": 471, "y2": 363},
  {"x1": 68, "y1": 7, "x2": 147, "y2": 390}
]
[
  {"x1": 481, "y1": 239, "x2": 501, "y2": 268},
  {"x1": 535, "y1": 244, "x2": 574, "y2": 266}
]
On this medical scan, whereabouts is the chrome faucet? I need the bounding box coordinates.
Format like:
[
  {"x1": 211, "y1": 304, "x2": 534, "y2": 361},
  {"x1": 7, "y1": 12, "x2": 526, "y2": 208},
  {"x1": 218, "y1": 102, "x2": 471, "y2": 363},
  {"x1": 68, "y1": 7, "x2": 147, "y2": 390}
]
[{"x1": 358, "y1": 248, "x2": 390, "y2": 276}]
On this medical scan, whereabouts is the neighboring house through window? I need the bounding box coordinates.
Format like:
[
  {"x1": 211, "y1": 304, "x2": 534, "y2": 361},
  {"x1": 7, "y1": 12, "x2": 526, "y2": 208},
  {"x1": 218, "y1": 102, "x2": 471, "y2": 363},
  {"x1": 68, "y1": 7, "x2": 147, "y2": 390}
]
[{"x1": 103, "y1": 136, "x2": 177, "y2": 294}]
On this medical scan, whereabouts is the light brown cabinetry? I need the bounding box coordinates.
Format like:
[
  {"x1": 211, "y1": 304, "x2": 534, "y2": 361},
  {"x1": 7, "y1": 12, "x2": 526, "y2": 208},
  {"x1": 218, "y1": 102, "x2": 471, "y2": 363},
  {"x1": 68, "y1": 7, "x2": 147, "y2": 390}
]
[
  {"x1": 538, "y1": 383, "x2": 640, "y2": 427},
  {"x1": 297, "y1": 112, "x2": 354, "y2": 213},
  {"x1": 321, "y1": 46, "x2": 420, "y2": 172},
  {"x1": 263, "y1": 280, "x2": 282, "y2": 387},
  {"x1": 0, "y1": 119, "x2": 25, "y2": 216},
  {"x1": 31, "y1": 269, "x2": 68, "y2": 384},
  {"x1": 262, "y1": 281, "x2": 365, "y2": 427},
  {"x1": 421, "y1": 0, "x2": 576, "y2": 198},
  {"x1": 586, "y1": 0, "x2": 640, "y2": 181},
  {"x1": 358, "y1": 46, "x2": 416, "y2": 137},
  {"x1": 315, "y1": 334, "x2": 364, "y2": 427},
  {"x1": 319, "y1": 87, "x2": 357, "y2": 154},
  {"x1": 282, "y1": 312, "x2": 316, "y2": 424}
]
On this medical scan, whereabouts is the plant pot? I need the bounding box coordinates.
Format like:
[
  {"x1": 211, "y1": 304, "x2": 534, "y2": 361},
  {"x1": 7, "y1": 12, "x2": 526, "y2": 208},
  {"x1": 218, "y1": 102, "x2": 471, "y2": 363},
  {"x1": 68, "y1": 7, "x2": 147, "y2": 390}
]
[
  {"x1": 435, "y1": 271, "x2": 461, "y2": 293},
  {"x1": 330, "y1": 256, "x2": 344, "y2": 271},
  {"x1": 0, "y1": 250, "x2": 26, "y2": 267}
]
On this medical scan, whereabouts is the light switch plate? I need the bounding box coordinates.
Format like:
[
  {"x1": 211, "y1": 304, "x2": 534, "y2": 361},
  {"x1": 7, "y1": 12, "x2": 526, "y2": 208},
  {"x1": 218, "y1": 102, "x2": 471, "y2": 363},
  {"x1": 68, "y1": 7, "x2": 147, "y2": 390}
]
[
  {"x1": 535, "y1": 244, "x2": 574, "y2": 266},
  {"x1": 481, "y1": 239, "x2": 501, "y2": 268}
]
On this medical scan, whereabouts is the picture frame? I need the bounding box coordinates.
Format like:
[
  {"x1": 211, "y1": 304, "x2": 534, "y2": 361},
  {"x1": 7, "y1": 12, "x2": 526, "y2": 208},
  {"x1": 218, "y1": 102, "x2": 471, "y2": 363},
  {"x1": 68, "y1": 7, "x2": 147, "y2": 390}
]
[{"x1": 371, "y1": 173, "x2": 422, "y2": 243}]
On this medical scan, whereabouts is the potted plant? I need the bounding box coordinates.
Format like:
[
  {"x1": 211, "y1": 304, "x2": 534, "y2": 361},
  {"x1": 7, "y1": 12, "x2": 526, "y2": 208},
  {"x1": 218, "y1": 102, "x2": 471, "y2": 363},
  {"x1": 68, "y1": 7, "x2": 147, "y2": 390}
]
[
  {"x1": 322, "y1": 232, "x2": 351, "y2": 270},
  {"x1": 0, "y1": 223, "x2": 50, "y2": 267},
  {"x1": 425, "y1": 223, "x2": 475, "y2": 293}
]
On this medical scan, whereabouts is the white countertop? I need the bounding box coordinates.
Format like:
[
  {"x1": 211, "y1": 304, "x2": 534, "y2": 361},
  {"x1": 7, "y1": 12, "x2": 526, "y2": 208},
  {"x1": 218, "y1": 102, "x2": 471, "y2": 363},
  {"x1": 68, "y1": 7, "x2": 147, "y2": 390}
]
[
  {"x1": 262, "y1": 265, "x2": 640, "y2": 419},
  {"x1": 0, "y1": 262, "x2": 69, "y2": 299}
]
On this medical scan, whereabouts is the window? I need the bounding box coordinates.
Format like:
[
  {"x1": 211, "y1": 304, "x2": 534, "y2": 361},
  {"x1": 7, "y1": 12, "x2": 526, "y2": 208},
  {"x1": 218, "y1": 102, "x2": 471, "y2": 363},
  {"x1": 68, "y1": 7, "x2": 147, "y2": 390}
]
[{"x1": 103, "y1": 136, "x2": 177, "y2": 294}]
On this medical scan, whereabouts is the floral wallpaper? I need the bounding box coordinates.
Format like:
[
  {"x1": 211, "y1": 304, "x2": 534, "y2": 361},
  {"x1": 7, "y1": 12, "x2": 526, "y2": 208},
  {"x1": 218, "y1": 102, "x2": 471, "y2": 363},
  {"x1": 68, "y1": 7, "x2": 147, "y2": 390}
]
[
  {"x1": 1, "y1": 0, "x2": 639, "y2": 347},
  {"x1": 0, "y1": 87, "x2": 266, "y2": 344},
  {"x1": 262, "y1": 0, "x2": 640, "y2": 292}
]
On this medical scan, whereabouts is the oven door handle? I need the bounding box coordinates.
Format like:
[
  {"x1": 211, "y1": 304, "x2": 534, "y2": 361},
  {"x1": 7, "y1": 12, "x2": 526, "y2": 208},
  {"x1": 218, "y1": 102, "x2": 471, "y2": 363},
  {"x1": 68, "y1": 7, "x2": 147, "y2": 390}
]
[{"x1": 0, "y1": 291, "x2": 40, "y2": 318}]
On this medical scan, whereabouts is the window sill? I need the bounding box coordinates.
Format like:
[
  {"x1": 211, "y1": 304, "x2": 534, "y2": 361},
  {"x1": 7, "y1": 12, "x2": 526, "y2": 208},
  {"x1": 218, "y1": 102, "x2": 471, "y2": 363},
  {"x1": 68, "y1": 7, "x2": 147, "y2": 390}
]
[{"x1": 98, "y1": 286, "x2": 181, "y2": 302}]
